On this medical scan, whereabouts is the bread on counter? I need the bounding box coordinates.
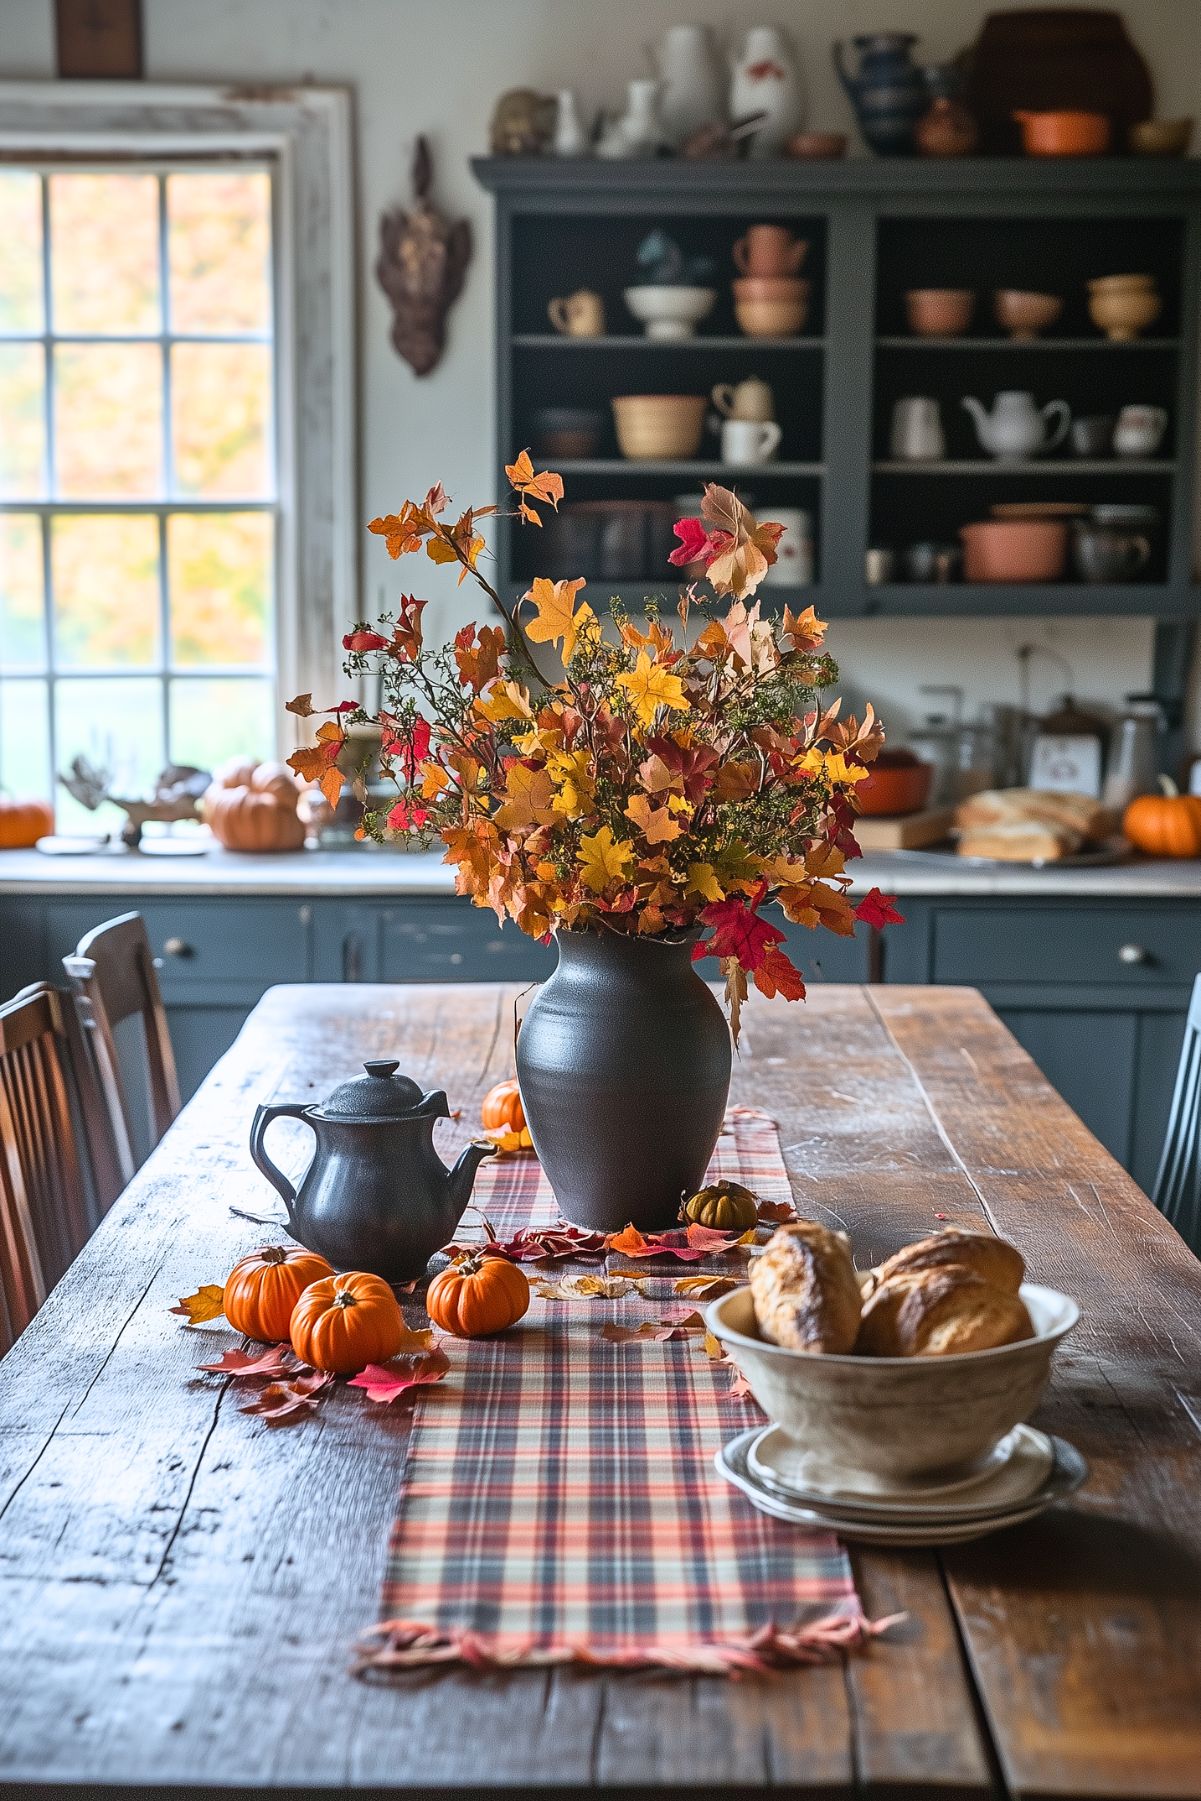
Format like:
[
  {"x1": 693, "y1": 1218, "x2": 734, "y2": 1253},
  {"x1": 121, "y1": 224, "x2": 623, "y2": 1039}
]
[
  {"x1": 957, "y1": 820, "x2": 1079, "y2": 862},
  {"x1": 749, "y1": 1221, "x2": 862, "y2": 1354},
  {"x1": 956, "y1": 788, "x2": 1116, "y2": 840}
]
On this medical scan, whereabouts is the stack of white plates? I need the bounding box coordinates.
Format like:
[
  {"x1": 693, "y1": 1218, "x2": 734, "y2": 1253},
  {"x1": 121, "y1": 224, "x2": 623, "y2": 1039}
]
[{"x1": 716, "y1": 1422, "x2": 1087, "y2": 1545}]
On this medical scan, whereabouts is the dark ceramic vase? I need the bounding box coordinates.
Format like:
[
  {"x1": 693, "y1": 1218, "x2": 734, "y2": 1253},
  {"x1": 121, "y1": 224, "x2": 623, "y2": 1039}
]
[{"x1": 516, "y1": 927, "x2": 732, "y2": 1233}]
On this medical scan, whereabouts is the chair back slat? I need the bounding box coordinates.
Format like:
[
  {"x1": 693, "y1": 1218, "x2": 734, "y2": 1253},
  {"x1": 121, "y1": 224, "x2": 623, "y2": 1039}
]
[
  {"x1": 1153, "y1": 972, "x2": 1201, "y2": 1255},
  {"x1": 64, "y1": 911, "x2": 180, "y2": 1171}
]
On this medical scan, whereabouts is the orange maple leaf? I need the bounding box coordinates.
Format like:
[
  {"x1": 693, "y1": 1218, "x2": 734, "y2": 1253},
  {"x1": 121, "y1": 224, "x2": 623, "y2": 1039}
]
[
  {"x1": 505, "y1": 449, "x2": 564, "y2": 522},
  {"x1": 170, "y1": 1283, "x2": 225, "y2": 1324}
]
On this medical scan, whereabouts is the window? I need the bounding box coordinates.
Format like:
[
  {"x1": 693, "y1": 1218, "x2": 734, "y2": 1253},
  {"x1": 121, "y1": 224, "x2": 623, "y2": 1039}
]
[{"x1": 0, "y1": 85, "x2": 355, "y2": 831}]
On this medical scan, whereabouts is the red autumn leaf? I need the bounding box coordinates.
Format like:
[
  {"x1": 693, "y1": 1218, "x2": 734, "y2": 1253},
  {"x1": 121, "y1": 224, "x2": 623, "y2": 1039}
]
[
  {"x1": 347, "y1": 1349, "x2": 450, "y2": 1403},
  {"x1": 751, "y1": 941, "x2": 807, "y2": 1002},
  {"x1": 386, "y1": 798, "x2": 431, "y2": 833},
  {"x1": 854, "y1": 887, "x2": 904, "y2": 929},
  {"x1": 607, "y1": 1223, "x2": 743, "y2": 1262},
  {"x1": 756, "y1": 1199, "x2": 796, "y2": 1224},
  {"x1": 667, "y1": 516, "x2": 723, "y2": 569},
  {"x1": 391, "y1": 595, "x2": 428, "y2": 662},
  {"x1": 196, "y1": 1345, "x2": 295, "y2": 1379},
  {"x1": 240, "y1": 1370, "x2": 334, "y2": 1424},
  {"x1": 343, "y1": 629, "x2": 389, "y2": 653},
  {"x1": 694, "y1": 884, "x2": 785, "y2": 974},
  {"x1": 643, "y1": 737, "x2": 720, "y2": 805},
  {"x1": 445, "y1": 1222, "x2": 608, "y2": 1264}
]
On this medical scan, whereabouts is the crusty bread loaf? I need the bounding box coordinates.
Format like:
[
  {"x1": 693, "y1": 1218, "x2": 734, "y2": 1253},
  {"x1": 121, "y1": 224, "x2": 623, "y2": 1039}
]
[
  {"x1": 957, "y1": 821, "x2": 1079, "y2": 862},
  {"x1": 750, "y1": 1220, "x2": 862, "y2": 1354},
  {"x1": 955, "y1": 787, "x2": 1115, "y2": 841},
  {"x1": 876, "y1": 1229, "x2": 1025, "y2": 1295},
  {"x1": 856, "y1": 1267, "x2": 1033, "y2": 1357}
]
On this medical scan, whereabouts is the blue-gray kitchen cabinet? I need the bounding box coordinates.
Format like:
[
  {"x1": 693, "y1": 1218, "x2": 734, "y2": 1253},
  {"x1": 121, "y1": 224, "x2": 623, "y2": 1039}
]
[{"x1": 882, "y1": 898, "x2": 1197, "y2": 1194}]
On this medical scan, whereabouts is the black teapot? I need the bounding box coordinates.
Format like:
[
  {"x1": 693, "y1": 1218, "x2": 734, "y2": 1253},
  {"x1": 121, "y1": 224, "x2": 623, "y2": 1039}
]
[{"x1": 249, "y1": 1060, "x2": 496, "y2": 1283}]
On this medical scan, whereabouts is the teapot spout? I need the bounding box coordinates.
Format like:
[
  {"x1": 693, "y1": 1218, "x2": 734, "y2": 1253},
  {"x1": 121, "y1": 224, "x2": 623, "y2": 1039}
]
[{"x1": 447, "y1": 1139, "x2": 498, "y2": 1224}]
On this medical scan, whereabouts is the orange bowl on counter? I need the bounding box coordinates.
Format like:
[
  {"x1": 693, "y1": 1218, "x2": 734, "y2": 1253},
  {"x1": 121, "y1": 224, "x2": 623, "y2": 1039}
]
[
  {"x1": 1013, "y1": 109, "x2": 1111, "y2": 156},
  {"x1": 961, "y1": 519, "x2": 1068, "y2": 584},
  {"x1": 856, "y1": 753, "x2": 934, "y2": 817}
]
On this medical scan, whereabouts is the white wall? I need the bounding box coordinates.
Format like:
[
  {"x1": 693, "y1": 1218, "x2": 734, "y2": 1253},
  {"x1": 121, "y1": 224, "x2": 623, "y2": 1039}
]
[{"x1": 5, "y1": 0, "x2": 1199, "y2": 741}]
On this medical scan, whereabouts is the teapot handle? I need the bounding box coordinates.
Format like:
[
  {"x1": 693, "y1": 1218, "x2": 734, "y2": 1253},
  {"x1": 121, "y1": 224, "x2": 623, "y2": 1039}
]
[
  {"x1": 1041, "y1": 399, "x2": 1071, "y2": 452},
  {"x1": 249, "y1": 1102, "x2": 312, "y2": 1224}
]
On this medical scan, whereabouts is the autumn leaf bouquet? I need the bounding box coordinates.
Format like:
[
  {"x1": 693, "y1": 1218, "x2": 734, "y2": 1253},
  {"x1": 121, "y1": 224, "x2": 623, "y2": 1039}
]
[{"x1": 287, "y1": 462, "x2": 896, "y2": 1036}]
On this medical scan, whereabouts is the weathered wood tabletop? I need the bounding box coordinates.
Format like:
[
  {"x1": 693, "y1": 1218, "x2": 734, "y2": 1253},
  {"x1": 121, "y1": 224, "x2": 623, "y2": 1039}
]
[{"x1": 0, "y1": 983, "x2": 1197, "y2": 1801}]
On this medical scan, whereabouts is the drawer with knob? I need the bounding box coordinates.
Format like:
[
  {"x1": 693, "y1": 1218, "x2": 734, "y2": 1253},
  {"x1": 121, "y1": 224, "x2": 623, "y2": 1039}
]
[
  {"x1": 47, "y1": 900, "x2": 314, "y2": 1001},
  {"x1": 928, "y1": 903, "x2": 1201, "y2": 989}
]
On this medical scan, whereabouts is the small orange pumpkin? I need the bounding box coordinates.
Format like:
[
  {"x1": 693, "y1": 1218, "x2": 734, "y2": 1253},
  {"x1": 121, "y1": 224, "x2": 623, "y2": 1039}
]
[
  {"x1": 480, "y1": 1077, "x2": 525, "y2": 1133},
  {"x1": 1123, "y1": 778, "x2": 1201, "y2": 859},
  {"x1": 223, "y1": 1244, "x2": 336, "y2": 1342},
  {"x1": 426, "y1": 1252, "x2": 530, "y2": 1338},
  {"x1": 289, "y1": 1271, "x2": 406, "y2": 1373},
  {"x1": 0, "y1": 796, "x2": 54, "y2": 849},
  {"x1": 203, "y1": 760, "x2": 307, "y2": 854}
]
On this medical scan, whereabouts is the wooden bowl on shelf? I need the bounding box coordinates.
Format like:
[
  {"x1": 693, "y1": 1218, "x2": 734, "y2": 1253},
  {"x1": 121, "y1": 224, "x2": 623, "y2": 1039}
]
[
  {"x1": 1013, "y1": 109, "x2": 1111, "y2": 156},
  {"x1": 1128, "y1": 118, "x2": 1193, "y2": 156},
  {"x1": 611, "y1": 394, "x2": 706, "y2": 461},
  {"x1": 904, "y1": 288, "x2": 975, "y2": 338},
  {"x1": 993, "y1": 289, "x2": 1063, "y2": 340},
  {"x1": 1087, "y1": 282, "x2": 1162, "y2": 341},
  {"x1": 960, "y1": 519, "x2": 1068, "y2": 583}
]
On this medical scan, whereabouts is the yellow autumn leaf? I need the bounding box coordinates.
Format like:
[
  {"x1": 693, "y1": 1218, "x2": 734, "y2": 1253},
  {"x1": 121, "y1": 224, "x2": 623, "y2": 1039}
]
[
  {"x1": 625, "y1": 793, "x2": 685, "y2": 843},
  {"x1": 577, "y1": 825, "x2": 635, "y2": 893},
  {"x1": 686, "y1": 861, "x2": 725, "y2": 902},
  {"x1": 799, "y1": 748, "x2": 869, "y2": 785},
  {"x1": 475, "y1": 679, "x2": 535, "y2": 724},
  {"x1": 616, "y1": 651, "x2": 688, "y2": 730},
  {"x1": 420, "y1": 763, "x2": 451, "y2": 800},
  {"x1": 522, "y1": 576, "x2": 590, "y2": 661},
  {"x1": 492, "y1": 763, "x2": 557, "y2": 831},
  {"x1": 170, "y1": 1283, "x2": 226, "y2": 1325},
  {"x1": 547, "y1": 748, "x2": 595, "y2": 819}
]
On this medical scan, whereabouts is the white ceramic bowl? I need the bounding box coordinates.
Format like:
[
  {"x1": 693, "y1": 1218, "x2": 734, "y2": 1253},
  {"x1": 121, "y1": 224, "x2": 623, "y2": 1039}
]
[
  {"x1": 623, "y1": 285, "x2": 717, "y2": 341},
  {"x1": 706, "y1": 1281, "x2": 1078, "y2": 1482}
]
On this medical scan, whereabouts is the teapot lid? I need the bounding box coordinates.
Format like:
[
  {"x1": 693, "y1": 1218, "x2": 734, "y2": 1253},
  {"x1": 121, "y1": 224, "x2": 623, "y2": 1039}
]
[{"x1": 316, "y1": 1059, "x2": 428, "y2": 1120}]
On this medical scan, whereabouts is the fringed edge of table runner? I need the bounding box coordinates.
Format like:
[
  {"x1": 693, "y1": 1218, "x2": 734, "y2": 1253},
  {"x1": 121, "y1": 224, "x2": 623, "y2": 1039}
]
[{"x1": 354, "y1": 1608, "x2": 902, "y2": 1678}]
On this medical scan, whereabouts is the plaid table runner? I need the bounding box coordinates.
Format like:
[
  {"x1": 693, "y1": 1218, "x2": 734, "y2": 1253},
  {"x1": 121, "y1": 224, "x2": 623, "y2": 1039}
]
[{"x1": 360, "y1": 1108, "x2": 877, "y2": 1676}]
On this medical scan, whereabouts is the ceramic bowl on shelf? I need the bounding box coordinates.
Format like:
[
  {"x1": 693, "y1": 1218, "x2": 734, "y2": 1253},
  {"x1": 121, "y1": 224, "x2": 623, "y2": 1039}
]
[
  {"x1": 960, "y1": 518, "x2": 1069, "y2": 582},
  {"x1": 1128, "y1": 117, "x2": 1194, "y2": 156},
  {"x1": 531, "y1": 407, "x2": 604, "y2": 461},
  {"x1": 622, "y1": 285, "x2": 717, "y2": 341},
  {"x1": 993, "y1": 288, "x2": 1064, "y2": 340},
  {"x1": 1088, "y1": 280, "x2": 1162, "y2": 341},
  {"x1": 785, "y1": 130, "x2": 849, "y2": 159},
  {"x1": 1013, "y1": 108, "x2": 1111, "y2": 155},
  {"x1": 733, "y1": 278, "x2": 810, "y2": 339},
  {"x1": 611, "y1": 393, "x2": 706, "y2": 460},
  {"x1": 705, "y1": 1282, "x2": 1079, "y2": 1483},
  {"x1": 905, "y1": 288, "x2": 975, "y2": 337}
]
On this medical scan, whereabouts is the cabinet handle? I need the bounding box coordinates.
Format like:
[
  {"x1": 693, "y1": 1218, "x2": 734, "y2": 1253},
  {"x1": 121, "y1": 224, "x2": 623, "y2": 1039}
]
[
  {"x1": 1118, "y1": 943, "x2": 1150, "y2": 966},
  {"x1": 162, "y1": 937, "x2": 193, "y2": 959},
  {"x1": 343, "y1": 933, "x2": 363, "y2": 982}
]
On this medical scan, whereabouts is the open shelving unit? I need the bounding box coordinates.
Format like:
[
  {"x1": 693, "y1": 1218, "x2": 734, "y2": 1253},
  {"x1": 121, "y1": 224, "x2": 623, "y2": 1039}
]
[{"x1": 473, "y1": 155, "x2": 1201, "y2": 621}]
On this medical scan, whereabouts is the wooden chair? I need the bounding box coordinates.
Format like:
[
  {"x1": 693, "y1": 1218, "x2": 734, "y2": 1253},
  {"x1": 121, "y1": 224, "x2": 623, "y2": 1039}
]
[
  {"x1": 63, "y1": 912, "x2": 181, "y2": 1173},
  {"x1": 0, "y1": 983, "x2": 128, "y2": 1352},
  {"x1": 1152, "y1": 972, "x2": 1201, "y2": 1256}
]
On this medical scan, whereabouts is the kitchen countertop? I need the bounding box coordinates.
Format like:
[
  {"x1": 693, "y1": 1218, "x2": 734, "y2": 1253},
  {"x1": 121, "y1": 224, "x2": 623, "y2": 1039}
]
[{"x1": 2, "y1": 842, "x2": 1201, "y2": 899}]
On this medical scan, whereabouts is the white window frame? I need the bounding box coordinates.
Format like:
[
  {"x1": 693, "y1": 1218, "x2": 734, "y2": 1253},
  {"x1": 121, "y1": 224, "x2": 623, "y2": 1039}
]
[{"x1": 0, "y1": 81, "x2": 356, "y2": 751}]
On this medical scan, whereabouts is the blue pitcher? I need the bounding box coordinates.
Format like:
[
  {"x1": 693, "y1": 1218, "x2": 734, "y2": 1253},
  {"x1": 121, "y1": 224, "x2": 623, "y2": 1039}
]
[{"x1": 833, "y1": 32, "x2": 927, "y2": 156}]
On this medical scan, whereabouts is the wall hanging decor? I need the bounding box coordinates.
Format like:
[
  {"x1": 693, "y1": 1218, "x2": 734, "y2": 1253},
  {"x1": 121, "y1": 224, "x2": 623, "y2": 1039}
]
[{"x1": 376, "y1": 136, "x2": 471, "y2": 378}]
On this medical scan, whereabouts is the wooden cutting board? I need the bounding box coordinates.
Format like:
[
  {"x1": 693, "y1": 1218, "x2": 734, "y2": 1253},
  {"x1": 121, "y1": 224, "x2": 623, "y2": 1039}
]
[{"x1": 854, "y1": 806, "x2": 955, "y2": 850}]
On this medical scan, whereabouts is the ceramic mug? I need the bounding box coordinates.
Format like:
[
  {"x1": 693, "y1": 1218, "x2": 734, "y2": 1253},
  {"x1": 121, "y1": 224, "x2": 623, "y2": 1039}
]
[
  {"x1": 1113, "y1": 404, "x2": 1168, "y2": 457},
  {"x1": 763, "y1": 508, "x2": 813, "y2": 586},
  {"x1": 890, "y1": 396, "x2": 945, "y2": 462},
  {"x1": 711, "y1": 377, "x2": 774, "y2": 422},
  {"x1": 1070, "y1": 414, "x2": 1114, "y2": 457},
  {"x1": 733, "y1": 224, "x2": 806, "y2": 277},
  {"x1": 721, "y1": 418, "x2": 782, "y2": 465},
  {"x1": 865, "y1": 547, "x2": 895, "y2": 585},
  {"x1": 547, "y1": 289, "x2": 605, "y2": 337}
]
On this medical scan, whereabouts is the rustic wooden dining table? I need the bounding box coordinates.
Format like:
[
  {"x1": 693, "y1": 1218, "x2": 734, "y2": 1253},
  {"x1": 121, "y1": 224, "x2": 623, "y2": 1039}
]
[{"x1": 0, "y1": 981, "x2": 1197, "y2": 1801}]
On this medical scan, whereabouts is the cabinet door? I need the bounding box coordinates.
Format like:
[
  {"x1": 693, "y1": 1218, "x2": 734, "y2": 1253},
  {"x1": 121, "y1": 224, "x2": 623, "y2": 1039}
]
[
  {"x1": 168, "y1": 1006, "x2": 251, "y2": 1102},
  {"x1": 996, "y1": 1005, "x2": 1138, "y2": 1172}
]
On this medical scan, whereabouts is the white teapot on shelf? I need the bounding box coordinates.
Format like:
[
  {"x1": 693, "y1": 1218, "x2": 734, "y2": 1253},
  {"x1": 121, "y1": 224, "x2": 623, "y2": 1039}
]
[{"x1": 961, "y1": 390, "x2": 1071, "y2": 461}]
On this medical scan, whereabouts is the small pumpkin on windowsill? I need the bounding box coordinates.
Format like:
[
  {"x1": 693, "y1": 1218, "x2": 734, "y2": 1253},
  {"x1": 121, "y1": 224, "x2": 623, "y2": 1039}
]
[
  {"x1": 0, "y1": 795, "x2": 54, "y2": 850},
  {"x1": 1123, "y1": 778, "x2": 1201, "y2": 860},
  {"x1": 203, "y1": 758, "x2": 307, "y2": 854}
]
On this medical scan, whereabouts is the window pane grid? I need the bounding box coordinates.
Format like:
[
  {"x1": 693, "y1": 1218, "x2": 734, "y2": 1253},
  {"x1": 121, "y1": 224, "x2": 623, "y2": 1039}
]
[{"x1": 0, "y1": 163, "x2": 277, "y2": 807}]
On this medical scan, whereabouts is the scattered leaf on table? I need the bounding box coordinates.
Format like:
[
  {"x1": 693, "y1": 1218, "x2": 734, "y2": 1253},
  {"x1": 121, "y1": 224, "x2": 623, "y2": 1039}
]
[
  {"x1": 241, "y1": 1371, "x2": 333, "y2": 1424},
  {"x1": 484, "y1": 1125, "x2": 534, "y2": 1155},
  {"x1": 756, "y1": 1199, "x2": 796, "y2": 1225},
  {"x1": 171, "y1": 1283, "x2": 226, "y2": 1324},
  {"x1": 534, "y1": 1272, "x2": 646, "y2": 1301},
  {"x1": 348, "y1": 1349, "x2": 450, "y2": 1404},
  {"x1": 447, "y1": 1223, "x2": 608, "y2": 1265},
  {"x1": 393, "y1": 1322, "x2": 436, "y2": 1354},
  {"x1": 601, "y1": 1311, "x2": 706, "y2": 1344},
  {"x1": 728, "y1": 1368, "x2": 758, "y2": 1403},
  {"x1": 674, "y1": 1273, "x2": 740, "y2": 1299},
  {"x1": 701, "y1": 1330, "x2": 726, "y2": 1361},
  {"x1": 196, "y1": 1345, "x2": 295, "y2": 1379},
  {"x1": 606, "y1": 1222, "x2": 744, "y2": 1262}
]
